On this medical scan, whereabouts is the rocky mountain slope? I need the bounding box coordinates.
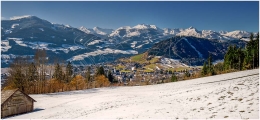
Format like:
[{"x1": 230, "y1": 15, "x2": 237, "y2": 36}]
[{"x1": 146, "y1": 36, "x2": 246, "y2": 65}]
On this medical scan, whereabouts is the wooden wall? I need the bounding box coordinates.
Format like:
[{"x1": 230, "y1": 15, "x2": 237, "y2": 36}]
[{"x1": 1, "y1": 91, "x2": 34, "y2": 118}]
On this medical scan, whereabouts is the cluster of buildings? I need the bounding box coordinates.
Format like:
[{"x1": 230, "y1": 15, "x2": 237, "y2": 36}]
[{"x1": 72, "y1": 61, "x2": 202, "y2": 85}]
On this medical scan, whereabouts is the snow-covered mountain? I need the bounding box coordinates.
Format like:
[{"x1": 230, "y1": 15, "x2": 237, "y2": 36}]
[
  {"x1": 93, "y1": 27, "x2": 113, "y2": 35},
  {"x1": 108, "y1": 24, "x2": 163, "y2": 38},
  {"x1": 105, "y1": 24, "x2": 253, "y2": 41},
  {"x1": 162, "y1": 27, "x2": 253, "y2": 41},
  {"x1": 222, "y1": 30, "x2": 251, "y2": 39},
  {"x1": 1, "y1": 16, "x2": 103, "y2": 67},
  {"x1": 9, "y1": 15, "x2": 34, "y2": 20},
  {"x1": 78, "y1": 24, "x2": 253, "y2": 46},
  {"x1": 79, "y1": 26, "x2": 95, "y2": 34},
  {"x1": 163, "y1": 28, "x2": 181, "y2": 35},
  {"x1": 79, "y1": 26, "x2": 113, "y2": 38},
  {"x1": 146, "y1": 36, "x2": 246, "y2": 65},
  {"x1": 1, "y1": 15, "x2": 254, "y2": 67},
  {"x1": 176, "y1": 26, "x2": 202, "y2": 38}
]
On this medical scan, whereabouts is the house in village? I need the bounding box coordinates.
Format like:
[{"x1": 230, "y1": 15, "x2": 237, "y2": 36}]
[{"x1": 1, "y1": 89, "x2": 36, "y2": 118}]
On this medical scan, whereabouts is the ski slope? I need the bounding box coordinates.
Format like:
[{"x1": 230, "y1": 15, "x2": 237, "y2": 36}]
[
  {"x1": 183, "y1": 38, "x2": 203, "y2": 58},
  {"x1": 8, "y1": 69, "x2": 259, "y2": 119}
]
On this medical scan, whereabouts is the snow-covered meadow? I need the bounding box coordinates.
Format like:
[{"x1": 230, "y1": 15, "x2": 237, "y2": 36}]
[{"x1": 9, "y1": 69, "x2": 259, "y2": 119}]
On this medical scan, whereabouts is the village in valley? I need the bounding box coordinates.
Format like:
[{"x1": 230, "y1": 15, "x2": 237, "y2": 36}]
[
  {"x1": 2, "y1": 52, "x2": 202, "y2": 87},
  {"x1": 73, "y1": 53, "x2": 202, "y2": 85}
]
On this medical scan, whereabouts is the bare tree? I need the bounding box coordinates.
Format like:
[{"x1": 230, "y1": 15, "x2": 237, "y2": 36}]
[{"x1": 34, "y1": 49, "x2": 48, "y2": 93}]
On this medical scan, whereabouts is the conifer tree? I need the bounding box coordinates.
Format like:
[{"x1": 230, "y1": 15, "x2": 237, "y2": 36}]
[
  {"x1": 107, "y1": 70, "x2": 114, "y2": 83},
  {"x1": 28, "y1": 62, "x2": 37, "y2": 81},
  {"x1": 236, "y1": 47, "x2": 245, "y2": 70},
  {"x1": 96, "y1": 66, "x2": 105, "y2": 76},
  {"x1": 65, "y1": 61, "x2": 73, "y2": 83},
  {"x1": 224, "y1": 45, "x2": 235, "y2": 70},
  {"x1": 53, "y1": 63, "x2": 63, "y2": 81},
  {"x1": 255, "y1": 32, "x2": 259, "y2": 67},
  {"x1": 201, "y1": 61, "x2": 208, "y2": 76},
  {"x1": 244, "y1": 33, "x2": 255, "y2": 69},
  {"x1": 171, "y1": 73, "x2": 177, "y2": 82},
  {"x1": 85, "y1": 66, "x2": 91, "y2": 83},
  {"x1": 185, "y1": 70, "x2": 191, "y2": 77},
  {"x1": 8, "y1": 57, "x2": 27, "y2": 92},
  {"x1": 208, "y1": 54, "x2": 215, "y2": 74}
]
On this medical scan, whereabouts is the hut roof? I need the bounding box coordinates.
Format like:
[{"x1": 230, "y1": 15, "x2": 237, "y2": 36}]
[{"x1": 1, "y1": 88, "x2": 36, "y2": 105}]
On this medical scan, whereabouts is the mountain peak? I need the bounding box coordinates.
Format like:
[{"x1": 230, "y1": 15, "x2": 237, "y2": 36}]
[
  {"x1": 232, "y1": 30, "x2": 248, "y2": 33},
  {"x1": 93, "y1": 26, "x2": 101, "y2": 29},
  {"x1": 133, "y1": 24, "x2": 149, "y2": 29},
  {"x1": 79, "y1": 26, "x2": 86, "y2": 29},
  {"x1": 133, "y1": 24, "x2": 159, "y2": 30},
  {"x1": 65, "y1": 25, "x2": 71, "y2": 28},
  {"x1": 79, "y1": 26, "x2": 94, "y2": 34},
  {"x1": 150, "y1": 25, "x2": 159, "y2": 29}
]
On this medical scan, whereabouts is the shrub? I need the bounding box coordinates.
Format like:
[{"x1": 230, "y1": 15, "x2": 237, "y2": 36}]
[
  {"x1": 95, "y1": 75, "x2": 110, "y2": 88},
  {"x1": 70, "y1": 75, "x2": 86, "y2": 90}
]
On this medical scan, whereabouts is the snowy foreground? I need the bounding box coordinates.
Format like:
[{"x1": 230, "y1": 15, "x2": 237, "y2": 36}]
[{"x1": 9, "y1": 69, "x2": 259, "y2": 119}]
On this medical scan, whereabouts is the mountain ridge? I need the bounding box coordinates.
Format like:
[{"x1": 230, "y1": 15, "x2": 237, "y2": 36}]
[
  {"x1": 78, "y1": 23, "x2": 253, "y2": 41},
  {"x1": 3, "y1": 15, "x2": 254, "y2": 40},
  {"x1": 1, "y1": 15, "x2": 253, "y2": 67}
]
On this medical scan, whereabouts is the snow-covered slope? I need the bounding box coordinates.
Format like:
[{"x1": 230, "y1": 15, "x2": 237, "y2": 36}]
[
  {"x1": 177, "y1": 26, "x2": 202, "y2": 38},
  {"x1": 79, "y1": 26, "x2": 113, "y2": 36},
  {"x1": 93, "y1": 27, "x2": 113, "y2": 35},
  {"x1": 8, "y1": 69, "x2": 259, "y2": 119},
  {"x1": 223, "y1": 30, "x2": 251, "y2": 39},
  {"x1": 69, "y1": 48, "x2": 138, "y2": 61},
  {"x1": 109, "y1": 24, "x2": 164, "y2": 38},
  {"x1": 159, "y1": 57, "x2": 189, "y2": 67},
  {"x1": 10, "y1": 15, "x2": 33, "y2": 20},
  {"x1": 107, "y1": 24, "x2": 252, "y2": 41},
  {"x1": 165, "y1": 27, "x2": 252, "y2": 40},
  {"x1": 183, "y1": 37, "x2": 203, "y2": 58},
  {"x1": 163, "y1": 28, "x2": 181, "y2": 35},
  {"x1": 78, "y1": 26, "x2": 95, "y2": 34}
]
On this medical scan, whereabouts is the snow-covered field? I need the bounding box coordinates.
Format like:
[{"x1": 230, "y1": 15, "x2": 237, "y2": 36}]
[
  {"x1": 69, "y1": 48, "x2": 138, "y2": 61},
  {"x1": 9, "y1": 69, "x2": 259, "y2": 119}
]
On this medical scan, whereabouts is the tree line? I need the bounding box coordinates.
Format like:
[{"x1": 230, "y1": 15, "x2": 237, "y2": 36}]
[
  {"x1": 224, "y1": 33, "x2": 259, "y2": 70},
  {"x1": 3, "y1": 49, "x2": 114, "y2": 94},
  {"x1": 170, "y1": 32, "x2": 259, "y2": 82},
  {"x1": 201, "y1": 32, "x2": 259, "y2": 76}
]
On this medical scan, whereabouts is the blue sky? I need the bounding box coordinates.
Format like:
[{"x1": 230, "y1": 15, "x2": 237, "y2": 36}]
[{"x1": 1, "y1": 1, "x2": 259, "y2": 32}]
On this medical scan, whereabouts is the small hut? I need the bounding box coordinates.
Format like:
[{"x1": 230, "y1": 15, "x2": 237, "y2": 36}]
[{"x1": 1, "y1": 88, "x2": 36, "y2": 118}]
